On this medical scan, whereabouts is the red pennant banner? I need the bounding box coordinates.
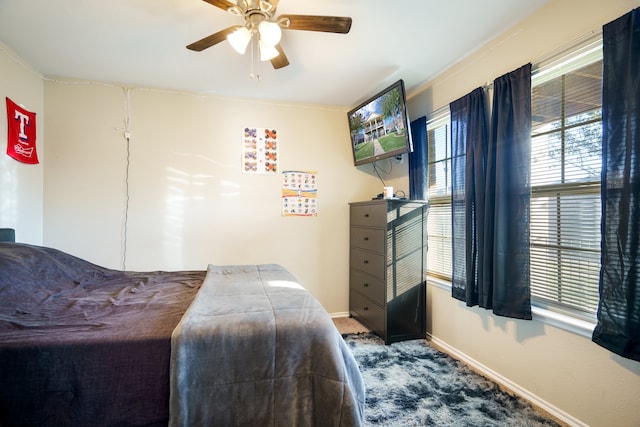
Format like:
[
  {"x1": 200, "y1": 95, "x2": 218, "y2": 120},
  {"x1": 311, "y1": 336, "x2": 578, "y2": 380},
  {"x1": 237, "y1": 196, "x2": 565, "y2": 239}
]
[{"x1": 6, "y1": 97, "x2": 38, "y2": 164}]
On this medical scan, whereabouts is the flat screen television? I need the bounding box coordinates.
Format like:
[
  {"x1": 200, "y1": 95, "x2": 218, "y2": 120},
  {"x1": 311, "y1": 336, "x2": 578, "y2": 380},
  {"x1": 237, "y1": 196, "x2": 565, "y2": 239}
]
[{"x1": 347, "y1": 79, "x2": 413, "y2": 166}]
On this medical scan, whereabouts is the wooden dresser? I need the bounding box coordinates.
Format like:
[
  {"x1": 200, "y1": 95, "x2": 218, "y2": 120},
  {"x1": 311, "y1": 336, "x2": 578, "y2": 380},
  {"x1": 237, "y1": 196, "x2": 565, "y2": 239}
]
[{"x1": 349, "y1": 199, "x2": 427, "y2": 344}]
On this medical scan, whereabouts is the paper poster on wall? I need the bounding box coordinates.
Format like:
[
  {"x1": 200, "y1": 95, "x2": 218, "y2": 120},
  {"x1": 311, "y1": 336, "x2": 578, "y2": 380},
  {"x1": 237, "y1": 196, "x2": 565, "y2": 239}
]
[
  {"x1": 5, "y1": 97, "x2": 38, "y2": 164},
  {"x1": 282, "y1": 171, "x2": 318, "y2": 216},
  {"x1": 242, "y1": 127, "x2": 278, "y2": 174}
]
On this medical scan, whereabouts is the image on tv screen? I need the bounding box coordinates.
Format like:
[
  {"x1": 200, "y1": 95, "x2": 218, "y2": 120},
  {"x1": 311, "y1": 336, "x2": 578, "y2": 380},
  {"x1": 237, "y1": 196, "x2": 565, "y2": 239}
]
[{"x1": 348, "y1": 80, "x2": 411, "y2": 166}]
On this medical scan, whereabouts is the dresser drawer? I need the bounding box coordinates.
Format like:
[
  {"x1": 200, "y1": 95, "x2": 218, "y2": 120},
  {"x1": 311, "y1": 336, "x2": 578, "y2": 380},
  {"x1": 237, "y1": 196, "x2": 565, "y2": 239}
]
[
  {"x1": 350, "y1": 289, "x2": 384, "y2": 336},
  {"x1": 350, "y1": 226, "x2": 386, "y2": 252},
  {"x1": 350, "y1": 203, "x2": 387, "y2": 227},
  {"x1": 349, "y1": 268, "x2": 385, "y2": 305},
  {"x1": 350, "y1": 248, "x2": 385, "y2": 279}
]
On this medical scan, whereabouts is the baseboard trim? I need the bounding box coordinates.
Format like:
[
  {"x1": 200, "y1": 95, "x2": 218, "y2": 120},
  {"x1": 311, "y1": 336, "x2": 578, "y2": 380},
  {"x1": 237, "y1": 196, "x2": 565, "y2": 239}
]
[
  {"x1": 427, "y1": 334, "x2": 587, "y2": 427},
  {"x1": 329, "y1": 311, "x2": 350, "y2": 318}
]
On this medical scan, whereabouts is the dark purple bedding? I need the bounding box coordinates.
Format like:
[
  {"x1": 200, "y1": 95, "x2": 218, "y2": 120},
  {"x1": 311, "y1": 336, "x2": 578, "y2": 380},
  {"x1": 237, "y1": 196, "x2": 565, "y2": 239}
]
[{"x1": 0, "y1": 243, "x2": 205, "y2": 426}]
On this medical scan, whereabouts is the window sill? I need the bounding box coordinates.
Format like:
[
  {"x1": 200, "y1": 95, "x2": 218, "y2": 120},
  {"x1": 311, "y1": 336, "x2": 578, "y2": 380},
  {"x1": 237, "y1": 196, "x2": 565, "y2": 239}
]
[
  {"x1": 530, "y1": 306, "x2": 595, "y2": 338},
  {"x1": 426, "y1": 276, "x2": 596, "y2": 339}
]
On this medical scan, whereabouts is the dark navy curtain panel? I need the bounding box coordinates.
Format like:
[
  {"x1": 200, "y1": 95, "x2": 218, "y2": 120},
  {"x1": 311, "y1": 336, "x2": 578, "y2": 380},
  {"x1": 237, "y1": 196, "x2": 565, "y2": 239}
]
[
  {"x1": 488, "y1": 64, "x2": 532, "y2": 319},
  {"x1": 451, "y1": 65, "x2": 532, "y2": 320},
  {"x1": 409, "y1": 116, "x2": 428, "y2": 200},
  {"x1": 451, "y1": 88, "x2": 489, "y2": 307},
  {"x1": 592, "y1": 8, "x2": 640, "y2": 362}
]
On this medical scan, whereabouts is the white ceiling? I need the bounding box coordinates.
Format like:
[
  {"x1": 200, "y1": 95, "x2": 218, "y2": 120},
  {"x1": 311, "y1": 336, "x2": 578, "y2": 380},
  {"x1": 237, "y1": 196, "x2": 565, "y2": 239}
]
[{"x1": 0, "y1": 0, "x2": 549, "y2": 108}]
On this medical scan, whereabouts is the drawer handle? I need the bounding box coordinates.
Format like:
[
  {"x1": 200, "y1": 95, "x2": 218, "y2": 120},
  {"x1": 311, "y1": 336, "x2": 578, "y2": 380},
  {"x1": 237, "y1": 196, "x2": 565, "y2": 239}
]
[
  {"x1": 363, "y1": 260, "x2": 369, "y2": 264},
  {"x1": 364, "y1": 213, "x2": 369, "y2": 218},
  {"x1": 363, "y1": 237, "x2": 369, "y2": 241},
  {"x1": 363, "y1": 306, "x2": 369, "y2": 311},
  {"x1": 363, "y1": 283, "x2": 369, "y2": 288}
]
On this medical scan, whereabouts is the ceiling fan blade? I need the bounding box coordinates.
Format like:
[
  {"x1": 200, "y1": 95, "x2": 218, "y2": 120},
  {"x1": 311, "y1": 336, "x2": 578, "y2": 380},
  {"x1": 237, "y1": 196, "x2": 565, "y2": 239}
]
[
  {"x1": 279, "y1": 15, "x2": 352, "y2": 34},
  {"x1": 270, "y1": 44, "x2": 289, "y2": 69},
  {"x1": 201, "y1": 0, "x2": 236, "y2": 12},
  {"x1": 187, "y1": 26, "x2": 239, "y2": 51}
]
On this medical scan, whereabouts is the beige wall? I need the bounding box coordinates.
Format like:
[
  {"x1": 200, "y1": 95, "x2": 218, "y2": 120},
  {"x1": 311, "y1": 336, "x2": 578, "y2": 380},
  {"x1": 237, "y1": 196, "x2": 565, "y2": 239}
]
[
  {"x1": 405, "y1": 1, "x2": 640, "y2": 426},
  {"x1": 42, "y1": 80, "x2": 407, "y2": 313},
  {"x1": 408, "y1": 0, "x2": 640, "y2": 116},
  {"x1": 0, "y1": 42, "x2": 44, "y2": 244}
]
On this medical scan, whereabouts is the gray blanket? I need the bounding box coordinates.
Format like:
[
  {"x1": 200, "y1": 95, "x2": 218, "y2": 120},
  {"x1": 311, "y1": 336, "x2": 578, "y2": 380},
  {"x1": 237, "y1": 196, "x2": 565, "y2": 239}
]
[{"x1": 169, "y1": 264, "x2": 365, "y2": 426}]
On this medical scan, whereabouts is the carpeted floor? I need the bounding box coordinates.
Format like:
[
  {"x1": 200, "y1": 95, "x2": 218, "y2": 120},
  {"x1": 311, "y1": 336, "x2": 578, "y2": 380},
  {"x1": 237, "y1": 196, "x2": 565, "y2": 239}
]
[{"x1": 333, "y1": 317, "x2": 563, "y2": 427}]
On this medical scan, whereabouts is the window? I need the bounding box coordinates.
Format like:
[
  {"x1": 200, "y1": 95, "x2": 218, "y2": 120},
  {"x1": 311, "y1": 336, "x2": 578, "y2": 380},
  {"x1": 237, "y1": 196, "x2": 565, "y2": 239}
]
[
  {"x1": 426, "y1": 111, "x2": 452, "y2": 280},
  {"x1": 424, "y1": 37, "x2": 603, "y2": 322},
  {"x1": 530, "y1": 38, "x2": 603, "y2": 319}
]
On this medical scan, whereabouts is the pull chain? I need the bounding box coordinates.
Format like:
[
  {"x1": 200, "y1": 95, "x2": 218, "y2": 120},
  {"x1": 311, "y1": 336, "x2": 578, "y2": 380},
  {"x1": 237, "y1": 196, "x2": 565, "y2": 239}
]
[{"x1": 249, "y1": 34, "x2": 261, "y2": 82}]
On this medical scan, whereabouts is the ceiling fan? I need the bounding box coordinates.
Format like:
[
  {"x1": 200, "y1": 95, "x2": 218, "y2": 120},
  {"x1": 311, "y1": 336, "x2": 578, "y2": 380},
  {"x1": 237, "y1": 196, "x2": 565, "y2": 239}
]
[{"x1": 186, "y1": 0, "x2": 352, "y2": 70}]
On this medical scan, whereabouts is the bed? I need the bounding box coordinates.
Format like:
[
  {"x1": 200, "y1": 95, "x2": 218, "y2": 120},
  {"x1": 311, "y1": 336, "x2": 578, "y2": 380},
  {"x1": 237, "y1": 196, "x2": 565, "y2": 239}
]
[{"x1": 0, "y1": 242, "x2": 365, "y2": 426}]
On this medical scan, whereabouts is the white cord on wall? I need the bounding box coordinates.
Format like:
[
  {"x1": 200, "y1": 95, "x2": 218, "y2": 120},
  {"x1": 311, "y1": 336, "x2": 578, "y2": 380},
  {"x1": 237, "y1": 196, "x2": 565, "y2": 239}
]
[{"x1": 121, "y1": 87, "x2": 132, "y2": 271}]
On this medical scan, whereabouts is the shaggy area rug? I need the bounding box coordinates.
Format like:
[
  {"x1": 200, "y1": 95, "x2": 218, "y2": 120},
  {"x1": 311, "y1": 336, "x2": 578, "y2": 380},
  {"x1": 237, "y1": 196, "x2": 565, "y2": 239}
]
[{"x1": 343, "y1": 332, "x2": 561, "y2": 427}]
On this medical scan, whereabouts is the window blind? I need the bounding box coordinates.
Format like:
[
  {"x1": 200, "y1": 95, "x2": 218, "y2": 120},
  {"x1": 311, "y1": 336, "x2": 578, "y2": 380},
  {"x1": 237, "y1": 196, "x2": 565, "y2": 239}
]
[
  {"x1": 426, "y1": 111, "x2": 452, "y2": 279},
  {"x1": 530, "y1": 37, "x2": 602, "y2": 318}
]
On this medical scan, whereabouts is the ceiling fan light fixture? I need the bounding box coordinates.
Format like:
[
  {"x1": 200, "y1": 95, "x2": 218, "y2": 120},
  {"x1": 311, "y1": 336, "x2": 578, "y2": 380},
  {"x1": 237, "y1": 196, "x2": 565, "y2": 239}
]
[
  {"x1": 227, "y1": 26, "x2": 252, "y2": 54},
  {"x1": 259, "y1": 40, "x2": 280, "y2": 61},
  {"x1": 259, "y1": 0, "x2": 274, "y2": 13},
  {"x1": 258, "y1": 20, "x2": 282, "y2": 47},
  {"x1": 227, "y1": 5, "x2": 243, "y2": 16}
]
